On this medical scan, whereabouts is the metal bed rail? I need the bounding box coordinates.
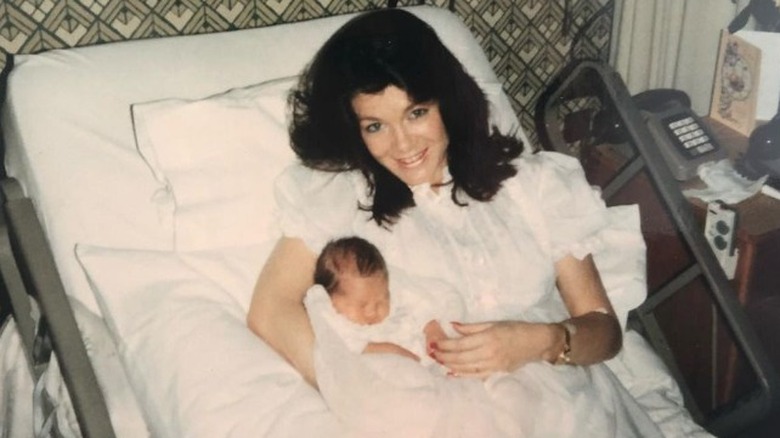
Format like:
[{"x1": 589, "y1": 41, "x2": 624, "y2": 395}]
[{"x1": 0, "y1": 178, "x2": 116, "y2": 438}]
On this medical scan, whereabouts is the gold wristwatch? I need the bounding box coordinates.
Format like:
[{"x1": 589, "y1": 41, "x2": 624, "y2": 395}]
[{"x1": 555, "y1": 322, "x2": 574, "y2": 365}]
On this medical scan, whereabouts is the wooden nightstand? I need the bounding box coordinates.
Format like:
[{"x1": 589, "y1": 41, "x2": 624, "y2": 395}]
[
  {"x1": 686, "y1": 118, "x2": 780, "y2": 406},
  {"x1": 576, "y1": 120, "x2": 779, "y2": 424}
]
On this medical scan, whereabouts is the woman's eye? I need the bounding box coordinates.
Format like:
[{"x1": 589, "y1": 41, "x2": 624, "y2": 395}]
[
  {"x1": 363, "y1": 122, "x2": 381, "y2": 133},
  {"x1": 410, "y1": 107, "x2": 429, "y2": 119}
]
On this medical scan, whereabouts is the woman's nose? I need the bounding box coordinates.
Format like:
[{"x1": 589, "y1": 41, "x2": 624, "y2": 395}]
[{"x1": 393, "y1": 126, "x2": 413, "y2": 152}]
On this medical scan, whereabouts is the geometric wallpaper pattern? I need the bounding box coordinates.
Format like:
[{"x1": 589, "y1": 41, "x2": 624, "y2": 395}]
[{"x1": 0, "y1": 0, "x2": 612, "y2": 147}]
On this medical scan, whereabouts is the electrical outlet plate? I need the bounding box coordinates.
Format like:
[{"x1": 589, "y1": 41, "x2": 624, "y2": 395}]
[{"x1": 704, "y1": 201, "x2": 739, "y2": 279}]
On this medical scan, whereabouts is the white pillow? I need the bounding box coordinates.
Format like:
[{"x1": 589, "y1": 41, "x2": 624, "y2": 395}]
[
  {"x1": 75, "y1": 243, "x2": 341, "y2": 438},
  {"x1": 132, "y1": 77, "x2": 298, "y2": 251}
]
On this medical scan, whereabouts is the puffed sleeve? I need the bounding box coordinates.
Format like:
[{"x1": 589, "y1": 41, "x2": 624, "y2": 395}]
[
  {"x1": 511, "y1": 152, "x2": 647, "y2": 329},
  {"x1": 514, "y1": 151, "x2": 610, "y2": 261},
  {"x1": 273, "y1": 164, "x2": 363, "y2": 254}
]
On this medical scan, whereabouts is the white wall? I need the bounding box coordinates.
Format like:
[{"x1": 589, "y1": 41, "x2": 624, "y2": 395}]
[{"x1": 611, "y1": 0, "x2": 751, "y2": 115}]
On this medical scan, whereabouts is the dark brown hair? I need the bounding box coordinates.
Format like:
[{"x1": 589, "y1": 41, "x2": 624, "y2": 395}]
[
  {"x1": 289, "y1": 9, "x2": 523, "y2": 226},
  {"x1": 314, "y1": 237, "x2": 388, "y2": 294}
]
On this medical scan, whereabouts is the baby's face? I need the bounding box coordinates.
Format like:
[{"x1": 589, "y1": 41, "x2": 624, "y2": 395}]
[{"x1": 331, "y1": 272, "x2": 390, "y2": 325}]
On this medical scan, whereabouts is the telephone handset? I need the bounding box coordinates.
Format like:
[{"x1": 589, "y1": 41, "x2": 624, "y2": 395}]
[{"x1": 635, "y1": 89, "x2": 727, "y2": 181}]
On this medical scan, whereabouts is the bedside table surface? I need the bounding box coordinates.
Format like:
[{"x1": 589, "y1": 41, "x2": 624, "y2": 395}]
[{"x1": 689, "y1": 118, "x2": 780, "y2": 237}]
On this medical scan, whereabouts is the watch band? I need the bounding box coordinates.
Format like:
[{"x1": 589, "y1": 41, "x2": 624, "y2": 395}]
[{"x1": 555, "y1": 322, "x2": 574, "y2": 365}]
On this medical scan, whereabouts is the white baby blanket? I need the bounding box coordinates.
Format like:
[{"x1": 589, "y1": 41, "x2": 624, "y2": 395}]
[{"x1": 304, "y1": 278, "x2": 664, "y2": 438}]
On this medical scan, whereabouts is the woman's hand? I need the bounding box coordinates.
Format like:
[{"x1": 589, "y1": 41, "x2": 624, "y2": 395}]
[
  {"x1": 364, "y1": 342, "x2": 420, "y2": 362},
  {"x1": 428, "y1": 255, "x2": 623, "y2": 379},
  {"x1": 423, "y1": 320, "x2": 448, "y2": 350},
  {"x1": 430, "y1": 321, "x2": 558, "y2": 379}
]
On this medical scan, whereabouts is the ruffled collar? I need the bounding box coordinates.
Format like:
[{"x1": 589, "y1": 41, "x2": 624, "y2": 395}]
[
  {"x1": 409, "y1": 166, "x2": 453, "y2": 205},
  {"x1": 409, "y1": 167, "x2": 470, "y2": 229}
]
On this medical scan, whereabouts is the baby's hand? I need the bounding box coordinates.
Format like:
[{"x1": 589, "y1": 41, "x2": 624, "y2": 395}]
[{"x1": 363, "y1": 342, "x2": 420, "y2": 362}]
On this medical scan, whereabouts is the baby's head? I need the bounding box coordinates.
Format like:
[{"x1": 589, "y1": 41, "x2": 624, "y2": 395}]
[{"x1": 314, "y1": 237, "x2": 390, "y2": 325}]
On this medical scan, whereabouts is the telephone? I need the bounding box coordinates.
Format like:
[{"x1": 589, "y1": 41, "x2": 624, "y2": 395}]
[
  {"x1": 543, "y1": 86, "x2": 727, "y2": 181},
  {"x1": 634, "y1": 89, "x2": 727, "y2": 181}
]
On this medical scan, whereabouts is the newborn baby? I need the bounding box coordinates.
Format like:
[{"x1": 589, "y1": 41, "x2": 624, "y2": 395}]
[{"x1": 306, "y1": 236, "x2": 461, "y2": 370}]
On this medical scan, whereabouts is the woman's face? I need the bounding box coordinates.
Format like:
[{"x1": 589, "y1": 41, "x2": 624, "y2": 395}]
[{"x1": 351, "y1": 85, "x2": 449, "y2": 187}]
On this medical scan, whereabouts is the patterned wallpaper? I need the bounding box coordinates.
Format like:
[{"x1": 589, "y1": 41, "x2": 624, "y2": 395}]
[{"x1": 0, "y1": 0, "x2": 612, "y2": 146}]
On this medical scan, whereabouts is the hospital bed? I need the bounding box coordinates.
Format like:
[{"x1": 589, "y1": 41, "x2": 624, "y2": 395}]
[{"x1": 0, "y1": 3, "x2": 773, "y2": 437}]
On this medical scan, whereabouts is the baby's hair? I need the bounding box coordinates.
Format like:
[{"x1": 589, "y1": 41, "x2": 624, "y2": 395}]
[{"x1": 314, "y1": 236, "x2": 388, "y2": 294}]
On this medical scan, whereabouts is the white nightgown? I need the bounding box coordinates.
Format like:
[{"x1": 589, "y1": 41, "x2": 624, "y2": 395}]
[{"x1": 274, "y1": 151, "x2": 712, "y2": 437}]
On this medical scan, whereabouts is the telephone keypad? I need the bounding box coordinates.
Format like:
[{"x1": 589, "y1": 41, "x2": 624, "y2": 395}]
[
  {"x1": 664, "y1": 115, "x2": 717, "y2": 159},
  {"x1": 645, "y1": 101, "x2": 726, "y2": 181}
]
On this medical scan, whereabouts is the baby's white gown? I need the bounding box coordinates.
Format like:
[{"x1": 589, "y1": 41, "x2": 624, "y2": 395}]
[{"x1": 277, "y1": 151, "x2": 711, "y2": 438}]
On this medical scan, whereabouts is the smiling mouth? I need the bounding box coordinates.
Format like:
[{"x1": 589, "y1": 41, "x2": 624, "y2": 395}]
[{"x1": 397, "y1": 149, "x2": 427, "y2": 168}]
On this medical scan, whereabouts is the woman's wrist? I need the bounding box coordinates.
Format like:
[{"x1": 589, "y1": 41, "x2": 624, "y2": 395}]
[
  {"x1": 542, "y1": 321, "x2": 569, "y2": 364},
  {"x1": 544, "y1": 312, "x2": 622, "y2": 366}
]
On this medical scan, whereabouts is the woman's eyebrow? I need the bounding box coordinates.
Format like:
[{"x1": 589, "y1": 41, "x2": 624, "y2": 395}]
[{"x1": 356, "y1": 114, "x2": 380, "y2": 122}]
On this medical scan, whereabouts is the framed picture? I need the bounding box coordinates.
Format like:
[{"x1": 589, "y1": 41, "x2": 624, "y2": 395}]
[{"x1": 709, "y1": 30, "x2": 762, "y2": 136}]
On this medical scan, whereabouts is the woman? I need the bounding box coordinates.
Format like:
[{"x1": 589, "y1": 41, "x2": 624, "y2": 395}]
[{"x1": 247, "y1": 8, "x2": 695, "y2": 437}]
